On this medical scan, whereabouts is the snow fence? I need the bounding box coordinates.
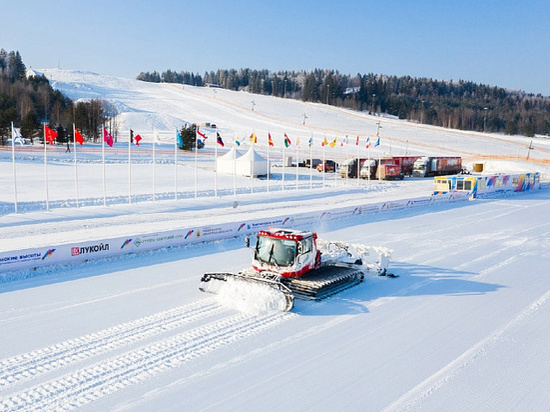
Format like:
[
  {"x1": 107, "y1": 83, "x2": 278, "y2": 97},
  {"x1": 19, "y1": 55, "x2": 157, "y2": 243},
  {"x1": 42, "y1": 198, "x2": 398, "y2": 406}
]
[{"x1": 0, "y1": 192, "x2": 468, "y2": 273}]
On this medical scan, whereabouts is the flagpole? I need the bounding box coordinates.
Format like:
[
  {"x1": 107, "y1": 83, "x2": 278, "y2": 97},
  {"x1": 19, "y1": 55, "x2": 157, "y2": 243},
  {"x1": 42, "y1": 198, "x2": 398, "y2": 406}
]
[
  {"x1": 174, "y1": 130, "x2": 178, "y2": 200},
  {"x1": 309, "y1": 133, "x2": 313, "y2": 189},
  {"x1": 128, "y1": 129, "x2": 132, "y2": 204},
  {"x1": 282, "y1": 143, "x2": 285, "y2": 192},
  {"x1": 266, "y1": 133, "x2": 270, "y2": 193},
  {"x1": 250, "y1": 139, "x2": 254, "y2": 194},
  {"x1": 73, "y1": 124, "x2": 80, "y2": 208},
  {"x1": 356, "y1": 136, "x2": 360, "y2": 186},
  {"x1": 44, "y1": 123, "x2": 50, "y2": 212},
  {"x1": 11, "y1": 122, "x2": 18, "y2": 213},
  {"x1": 345, "y1": 135, "x2": 349, "y2": 185},
  {"x1": 322, "y1": 140, "x2": 327, "y2": 188},
  {"x1": 102, "y1": 125, "x2": 106, "y2": 207},
  {"x1": 214, "y1": 135, "x2": 218, "y2": 197},
  {"x1": 153, "y1": 132, "x2": 156, "y2": 202},
  {"x1": 378, "y1": 138, "x2": 381, "y2": 182},
  {"x1": 194, "y1": 129, "x2": 198, "y2": 198},
  {"x1": 295, "y1": 139, "x2": 299, "y2": 190},
  {"x1": 368, "y1": 138, "x2": 371, "y2": 184},
  {"x1": 334, "y1": 137, "x2": 338, "y2": 187},
  {"x1": 233, "y1": 134, "x2": 237, "y2": 196}
]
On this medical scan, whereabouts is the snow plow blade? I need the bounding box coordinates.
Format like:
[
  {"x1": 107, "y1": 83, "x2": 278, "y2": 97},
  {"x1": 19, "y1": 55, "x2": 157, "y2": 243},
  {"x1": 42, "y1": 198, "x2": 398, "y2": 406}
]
[{"x1": 200, "y1": 272, "x2": 294, "y2": 312}]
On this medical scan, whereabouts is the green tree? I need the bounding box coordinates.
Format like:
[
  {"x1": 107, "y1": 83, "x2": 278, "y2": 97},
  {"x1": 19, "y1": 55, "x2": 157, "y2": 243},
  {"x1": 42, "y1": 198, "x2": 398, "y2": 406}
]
[
  {"x1": 178, "y1": 123, "x2": 203, "y2": 150},
  {"x1": 21, "y1": 110, "x2": 40, "y2": 143},
  {"x1": 8, "y1": 51, "x2": 26, "y2": 81}
]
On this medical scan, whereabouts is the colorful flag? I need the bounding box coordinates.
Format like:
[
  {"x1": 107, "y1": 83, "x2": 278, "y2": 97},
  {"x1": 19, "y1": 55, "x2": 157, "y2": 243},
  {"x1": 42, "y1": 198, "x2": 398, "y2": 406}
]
[
  {"x1": 284, "y1": 133, "x2": 291, "y2": 148},
  {"x1": 103, "y1": 128, "x2": 113, "y2": 147},
  {"x1": 375, "y1": 136, "x2": 380, "y2": 147},
  {"x1": 366, "y1": 137, "x2": 371, "y2": 149},
  {"x1": 134, "y1": 134, "x2": 142, "y2": 146},
  {"x1": 296, "y1": 137, "x2": 301, "y2": 146},
  {"x1": 75, "y1": 127, "x2": 84, "y2": 145},
  {"x1": 268, "y1": 133, "x2": 274, "y2": 147},
  {"x1": 329, "y1": 137, "x2": 337, "y2": 148},
  {"x1": 197, "y1": 128, "x2": 207, "y2": 141},
  {"x1": 249, "y1": 132, "x2": 257, "y2": 144},
  {"x1": 45, "y1": 126, "x2": 57, "y2": 144},
  {"x1": 12, "y1": 125, "x2": 24, "y2": 145},
  {"x1": 235, "y1": 135, "x2": 241, "y2": 146},
  {"x1": 176, "y1": 129, "x2": 183, "y2": 148},
  {"x1": 308, "y1": 137, "x2": 313, "y2": 147},
  {"x1": 216, "y1": 131, "x2": 224, "y2": 147},
  {"x1": 322, "y1": 137, "x2": 328, "y2": 147}
]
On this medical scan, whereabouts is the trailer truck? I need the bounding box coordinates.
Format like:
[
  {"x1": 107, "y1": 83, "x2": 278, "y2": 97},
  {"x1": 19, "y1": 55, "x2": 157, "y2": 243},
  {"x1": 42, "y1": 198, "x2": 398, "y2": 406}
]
[{"x1": 412, "y1": 156, "x2": 462, "y2": 178}]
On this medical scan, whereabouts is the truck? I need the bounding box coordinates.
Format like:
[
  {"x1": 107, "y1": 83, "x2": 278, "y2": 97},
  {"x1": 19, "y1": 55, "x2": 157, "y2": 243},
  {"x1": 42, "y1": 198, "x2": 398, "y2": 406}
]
[
  {"x1": 359, "y1": 158, "x2": 403, "y2": 180},
  {"x1": 339, "y1": 158, "x2": 369, "y2": 178},
  {"x1": 412, "y1": 156, "x2": 462, "y2": 178},
  {"x1": 387, "y1": 156, "x2": 421, "y2": 177},
  {"x1": 376, "y1": 163, "x2": 403, "y2": 180}
]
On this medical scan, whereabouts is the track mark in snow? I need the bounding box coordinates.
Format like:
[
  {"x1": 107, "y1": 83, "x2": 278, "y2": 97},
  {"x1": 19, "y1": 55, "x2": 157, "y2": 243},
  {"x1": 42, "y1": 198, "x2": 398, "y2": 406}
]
[
  {"x1": 382, "y1": 288, "x2": 550, "y2": 411},
  {"x1": 0, "y1": 298, "x2": 223, "y2": 392},
  {"x1": 0, "y1": 310, "x2": 295, "y2": 411}
]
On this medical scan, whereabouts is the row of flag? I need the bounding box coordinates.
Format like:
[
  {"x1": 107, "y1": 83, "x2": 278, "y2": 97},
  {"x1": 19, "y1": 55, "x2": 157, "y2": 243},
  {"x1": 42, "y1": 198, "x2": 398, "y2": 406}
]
[
  {"x1": 196, "y1": 127, "x2": 380, "y2": 149},
  {"x1": 18, "y1": 125, "x2": 111, "y2": 147},
  {"x1": 13, "y1": 124, "x2": 381, "y2": 150}
]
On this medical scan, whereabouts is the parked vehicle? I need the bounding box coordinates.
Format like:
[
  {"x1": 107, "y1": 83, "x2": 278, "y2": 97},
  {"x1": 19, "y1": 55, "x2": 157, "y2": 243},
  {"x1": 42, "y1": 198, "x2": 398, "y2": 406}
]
[
  {"x1": 302, "y1": 158, "x2": 322, "y2": 168},
  {"x1": 359, "y1": 159, "x2": 403, "y2": 180},
  {"x1": 412, "y1": 156, "x2": 462, "y2": 177},
  {"x1": 317, "y1": 160, "x2": 337, "y2": 173},
  {"x1": 360, "y1": 159, "x2": 378, "y2": 179},
  {"x1": 376, "y1": 163, "x2": 403, "y2": 180},
  {"x1": 433, "y1": 172, "x2": 541, "y2": 198},
  {"x1": 385, "y1": 156, "x2": 421, "y2": 177},
  {"x1": 339, "y1": 158, "x2": 369, "y2": 178}
]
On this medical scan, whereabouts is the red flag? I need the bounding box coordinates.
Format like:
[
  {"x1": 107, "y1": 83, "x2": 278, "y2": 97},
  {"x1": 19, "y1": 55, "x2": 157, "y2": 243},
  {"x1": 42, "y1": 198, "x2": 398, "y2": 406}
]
[
  {"x1": 356, "y1": 135, "x2": 359, "y2": 146},
  {"x1": 103, "y1": 127, "x2": 113, "y2": 147},
  {"x1": 75, "y1": 127, "x2": 84, "y2": 145},
  {"x1": 134, "y1": 134, "x2": 142, "y2": 146},
  {"x1": 45, "y1": 126, "x2": 57, "y2": 144},
  {"x1": 196, "y1": 128, "x2": 207, "y2": 141},
  {"x1": 268, "y1": 133, "x2": 274, "y2": 147}
]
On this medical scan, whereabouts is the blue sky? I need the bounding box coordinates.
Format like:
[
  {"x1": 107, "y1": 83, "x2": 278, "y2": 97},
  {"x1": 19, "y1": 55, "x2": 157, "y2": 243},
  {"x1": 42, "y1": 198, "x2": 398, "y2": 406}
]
[{"x1": 4, "y1": 0, "x2": 550, "y2": 96}]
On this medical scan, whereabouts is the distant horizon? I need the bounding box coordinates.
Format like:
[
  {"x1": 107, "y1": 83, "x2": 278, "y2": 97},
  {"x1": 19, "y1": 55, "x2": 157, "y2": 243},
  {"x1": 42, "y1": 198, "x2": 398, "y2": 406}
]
[{"x1": 34, "y1": 66, "x2": 545, "y2": 99}]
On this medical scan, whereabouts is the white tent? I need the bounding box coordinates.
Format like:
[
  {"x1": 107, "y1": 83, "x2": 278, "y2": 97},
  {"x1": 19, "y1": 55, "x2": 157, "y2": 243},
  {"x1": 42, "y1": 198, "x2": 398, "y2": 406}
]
[
  {"x1": 216, "y1": 147, "x2": 242, "y2": 175},
  {"x1": 235, "y1": 147, "x2": 268, "y2": 177}
]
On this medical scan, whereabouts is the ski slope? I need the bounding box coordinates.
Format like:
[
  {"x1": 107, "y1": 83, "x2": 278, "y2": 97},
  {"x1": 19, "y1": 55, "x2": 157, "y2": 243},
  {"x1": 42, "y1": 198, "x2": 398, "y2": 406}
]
[{"x1": 0, "y1": 70, "x2": 549, "y2": 410}]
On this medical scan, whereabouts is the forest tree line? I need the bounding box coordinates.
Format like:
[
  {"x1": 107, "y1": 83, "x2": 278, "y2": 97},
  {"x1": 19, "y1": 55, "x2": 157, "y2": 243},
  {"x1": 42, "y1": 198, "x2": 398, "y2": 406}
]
[
  {"x1": 0, "y1": 49, "x2": 117, "y2": 145},
  {"x1": 137, "y1": 68, "x2": 550, "y2": 137}
]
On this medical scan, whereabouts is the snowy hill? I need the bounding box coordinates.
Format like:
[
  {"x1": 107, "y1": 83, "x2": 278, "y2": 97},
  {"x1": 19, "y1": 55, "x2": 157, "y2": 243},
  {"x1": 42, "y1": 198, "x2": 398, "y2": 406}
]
[{"x1": 41, "y1": 69, "x2": 550, "y2": 173}]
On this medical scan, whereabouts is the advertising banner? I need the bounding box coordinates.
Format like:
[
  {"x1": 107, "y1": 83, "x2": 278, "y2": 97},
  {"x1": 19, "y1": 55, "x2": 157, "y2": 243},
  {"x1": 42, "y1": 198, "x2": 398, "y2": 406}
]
[{"x1": 0, "y1": 194, "x2": 469, "y2": 273}]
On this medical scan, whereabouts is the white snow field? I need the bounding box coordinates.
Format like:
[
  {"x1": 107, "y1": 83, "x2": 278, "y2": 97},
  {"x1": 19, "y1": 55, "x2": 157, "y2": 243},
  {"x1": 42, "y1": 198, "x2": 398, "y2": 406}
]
[{"x1": 0, "y1": 70, "x2": 549, "y2": 411}]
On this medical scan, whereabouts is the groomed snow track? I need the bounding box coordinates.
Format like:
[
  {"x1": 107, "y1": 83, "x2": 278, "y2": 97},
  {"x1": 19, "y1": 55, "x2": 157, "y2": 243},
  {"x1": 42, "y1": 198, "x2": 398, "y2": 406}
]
[{"x1": 0, "y1": 298, "x2": 295, "y2": 411}]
